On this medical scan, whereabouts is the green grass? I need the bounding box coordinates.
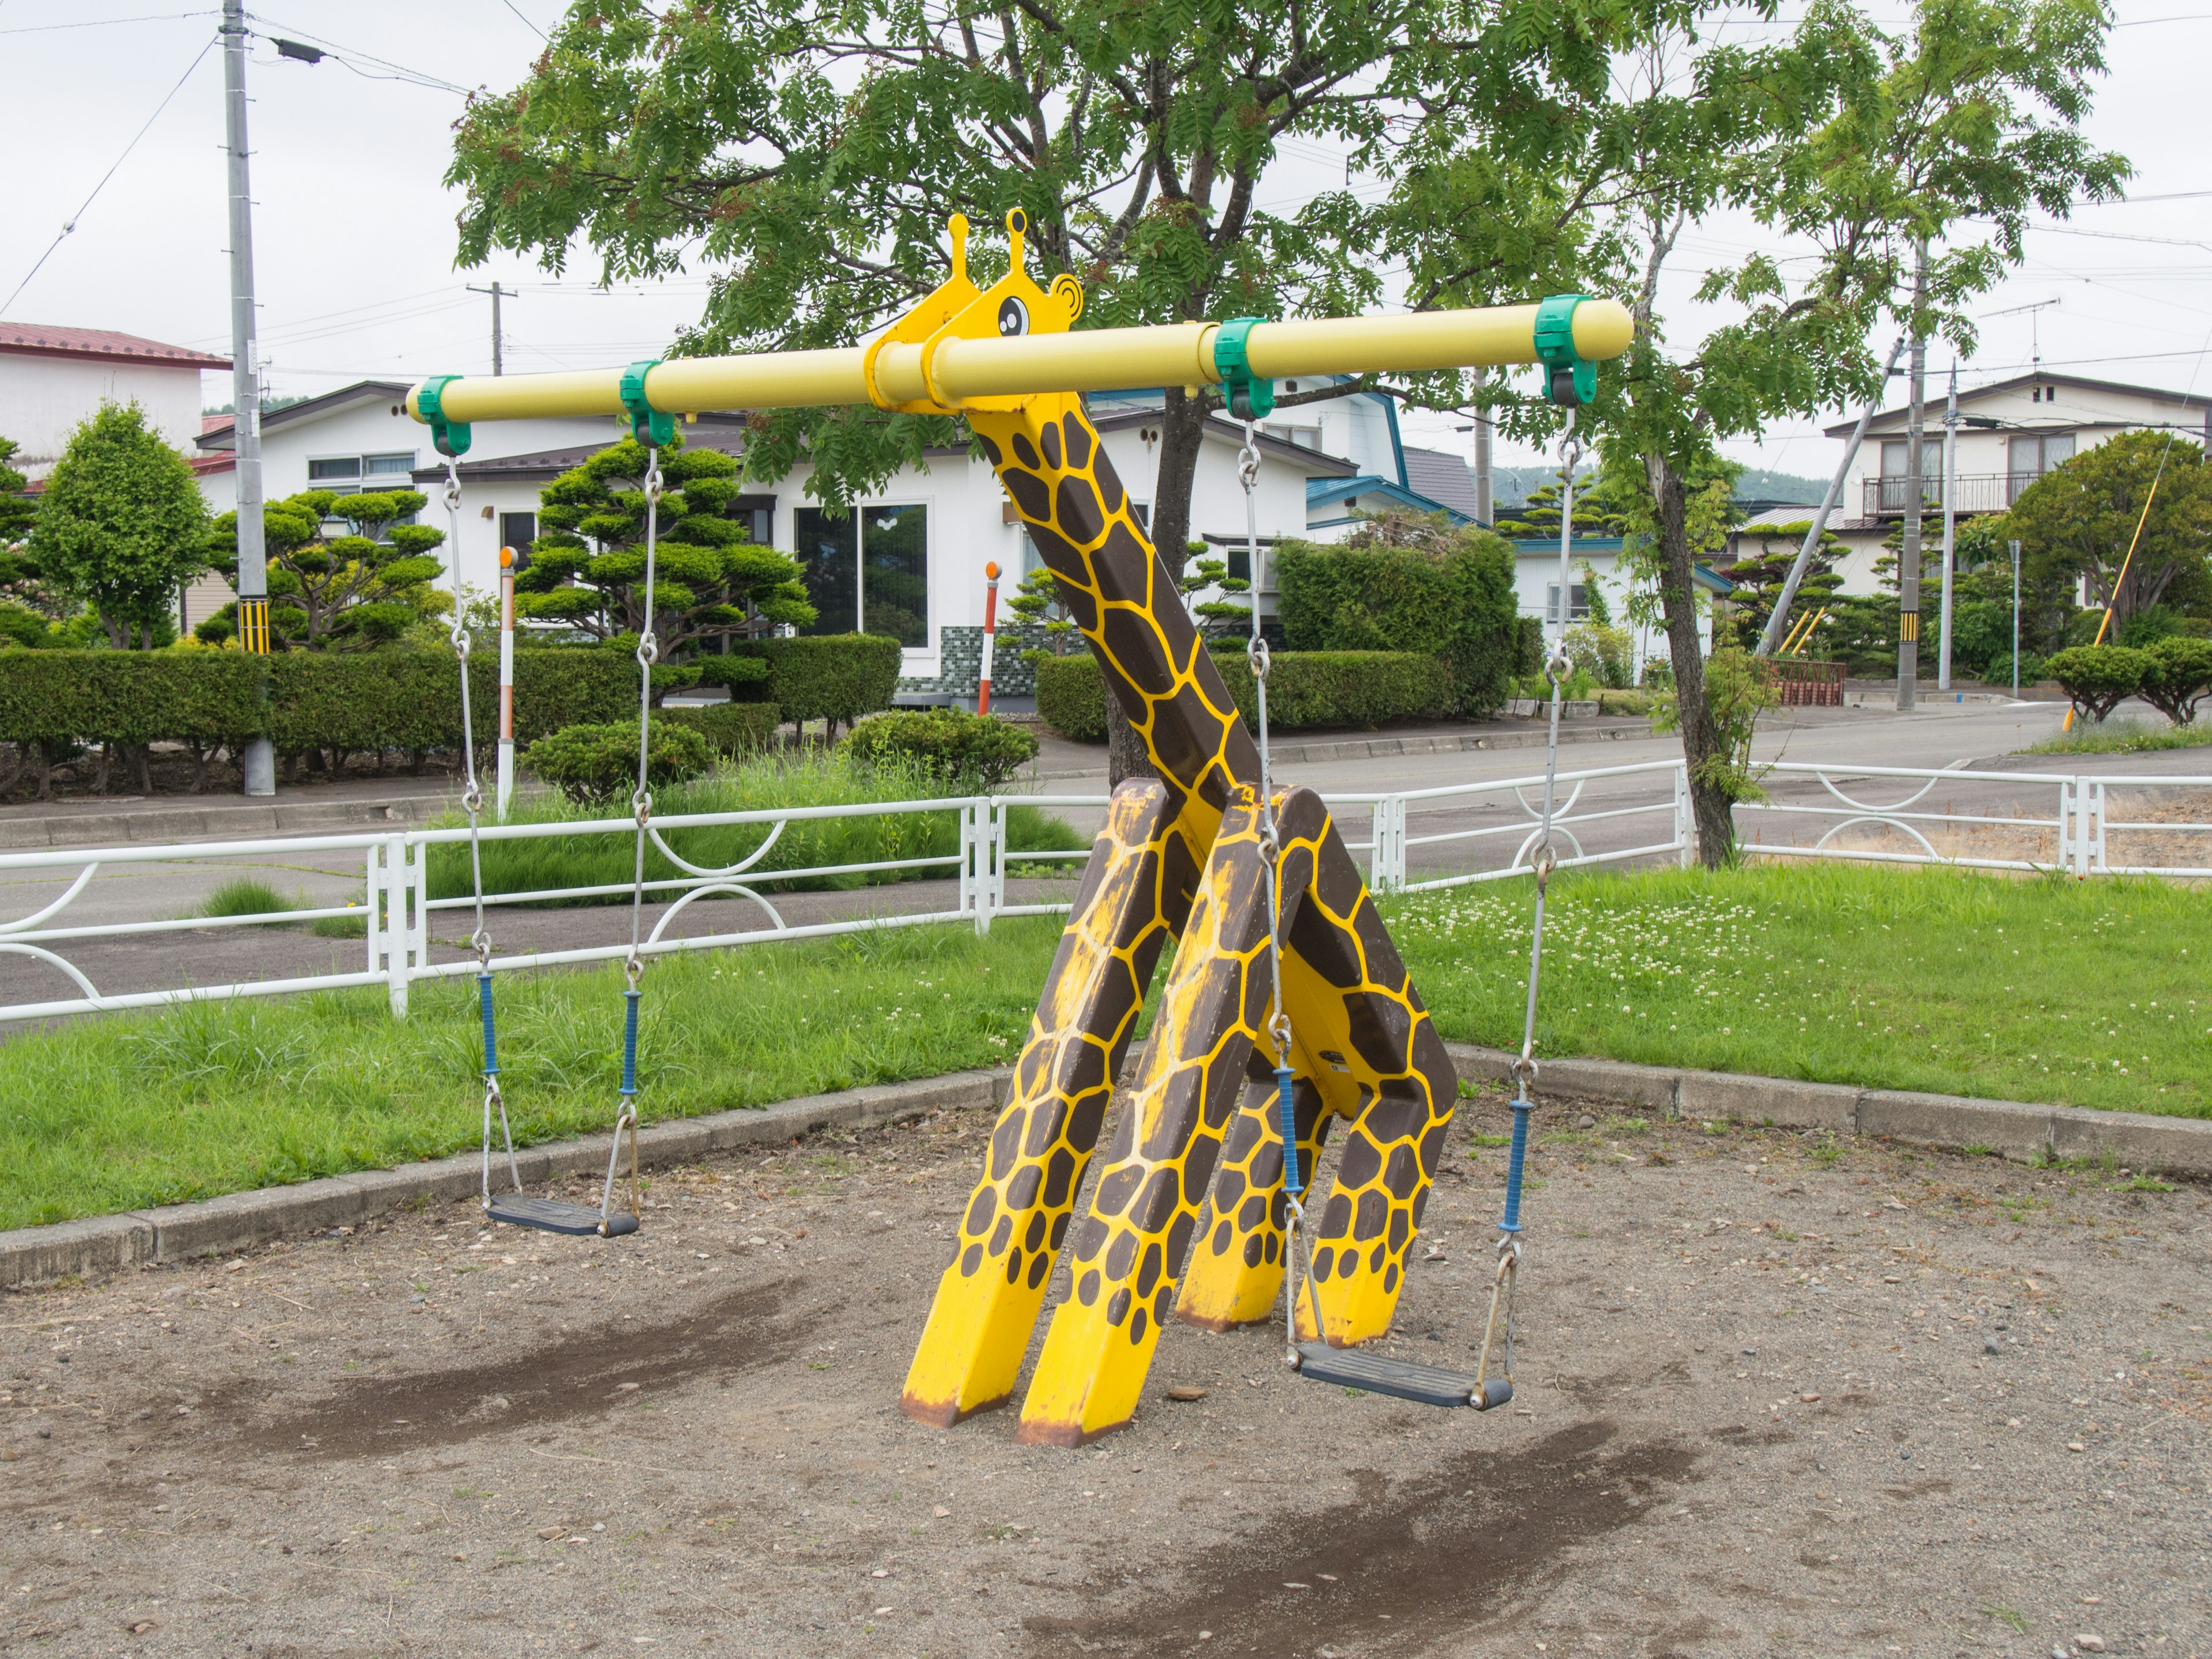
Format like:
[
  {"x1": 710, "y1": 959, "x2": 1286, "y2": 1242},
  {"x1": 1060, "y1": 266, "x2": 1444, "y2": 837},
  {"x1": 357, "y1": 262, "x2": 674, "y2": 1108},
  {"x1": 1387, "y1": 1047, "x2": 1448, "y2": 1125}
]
[
  {"x1": 2023, "y1": 716, "x2": 2212, "y2": 755},
  {"x1": 430, "y1": 751, "x2": 1083, "y2": 903},
  {"x1": 0, "y1": 918, "x2": 1067, "y2": 1230},
  {"x1": 196, "y1": 878, "x2": 298, "y2": 923},
  {"x1": 1388, "y1": 862, "x2": 2212, "y2": 1119},
  {"x1": 7, "y1": 860, "x2": 2209, "y2": 1229}
]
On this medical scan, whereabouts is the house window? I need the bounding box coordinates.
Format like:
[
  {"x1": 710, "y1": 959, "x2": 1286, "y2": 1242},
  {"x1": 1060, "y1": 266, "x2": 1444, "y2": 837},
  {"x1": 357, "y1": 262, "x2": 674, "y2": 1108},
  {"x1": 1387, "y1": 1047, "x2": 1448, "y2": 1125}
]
[
  {"x1": 791, "y1": 503, "x2": 929, "y2": 645},
  {"x1": 1266, "y1": 423, "x2": 1323, "y2": 450},
  {"x1": 793, "y1": 508, "x2": 859, "y2": 635},
  {"x1": 498, "y1": 512, "x2": 537, "y2": 556},
  {"x1": 2009, "y1": 432, "x2": 2074, "y2": 491},
  {"x1": 1546, "y1": 583, "x2": 1590, "y2": 624},
  {"x1": 1877, "y1": 439, "x2": 1944, "y2": 512},
  {"x1": 862, "y1": 504, "x2": 929, "y2": 647},
  {"x1": 309, "y1": 452, "x2": 417, "y2": 493},
  {"x1": 732, "y1": 494, "x2": 775, "y2": 549}
]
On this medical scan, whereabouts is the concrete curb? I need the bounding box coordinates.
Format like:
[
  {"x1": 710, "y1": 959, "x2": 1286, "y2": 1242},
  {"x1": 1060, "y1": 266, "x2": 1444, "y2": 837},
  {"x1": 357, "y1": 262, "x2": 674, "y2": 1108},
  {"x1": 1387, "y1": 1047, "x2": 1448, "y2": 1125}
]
[
  {"x1": 0, "y1": 1067, "x2": 1011, "y2": 1290},
  {"x1": 12, "y1": 1044, "x2": 2205, "y2": 1290},
  {"x1": 1444, "y1": 1042, "x2": 2212, "y2": 1177},
  {"x1": 0, "y1": 791, "x2": 448, "y2": 851}
]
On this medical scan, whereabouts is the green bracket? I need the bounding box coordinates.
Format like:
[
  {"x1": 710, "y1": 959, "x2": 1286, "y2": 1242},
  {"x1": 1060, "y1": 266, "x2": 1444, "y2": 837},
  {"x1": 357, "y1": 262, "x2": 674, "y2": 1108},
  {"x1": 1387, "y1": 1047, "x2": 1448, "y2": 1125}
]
[
  {"x1": 1213, "y1": 317, "x2": 1275, "y2": 421},
  {"x1": 620, "y1": 359, "x2": 675, "y2": 447},
  {"x1": 1533, "y1": 294, "x2": 1596, "y2": 408},
  {"x1": 418, "y1": 376, "x2": 472, "y2": 458}
]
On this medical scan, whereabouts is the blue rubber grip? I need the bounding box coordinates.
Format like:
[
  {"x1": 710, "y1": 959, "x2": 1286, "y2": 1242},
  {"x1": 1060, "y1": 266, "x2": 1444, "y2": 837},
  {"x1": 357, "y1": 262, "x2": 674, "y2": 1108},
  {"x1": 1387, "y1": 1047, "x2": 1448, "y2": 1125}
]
[
  {"x1": 1501, "y1": 1097, "x2": 1532, "y2": 1233},
  {"x1": 477, "y1": 974, "x2": 498, "y2": 1075},
  {"x1": 1276, "y1": 1066, "x2": 1301, "y2": 1196},
  {"x1": 620, "y1": 988, "x2": 641, "y2": 1097}
]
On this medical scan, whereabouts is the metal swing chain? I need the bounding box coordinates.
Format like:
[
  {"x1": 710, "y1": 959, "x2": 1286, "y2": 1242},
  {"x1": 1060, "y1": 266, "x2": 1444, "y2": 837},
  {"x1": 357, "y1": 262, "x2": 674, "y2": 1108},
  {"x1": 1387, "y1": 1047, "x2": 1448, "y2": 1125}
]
[
  {"x1": 445, "y1": 460, "x2": 524, "y2": 1210},
  {"x1": 1237, "y1": 415, "x2": 1323, "y2": 1361},
  {"x1": 1473, "y1": 412, "x2": 1584, "y2": 1400},
  {"x1": 599, "y1": 444, "x2": 663, "y2": 1231}
]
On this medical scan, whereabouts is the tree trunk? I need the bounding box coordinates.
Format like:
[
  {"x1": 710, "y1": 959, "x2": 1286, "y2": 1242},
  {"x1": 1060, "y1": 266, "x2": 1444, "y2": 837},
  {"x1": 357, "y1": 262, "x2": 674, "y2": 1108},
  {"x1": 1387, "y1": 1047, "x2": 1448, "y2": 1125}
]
[
  {"x1": 1647, "y1": 454, "x2": 1735, "y2": 867},
  {"x1": 1101, "y1": 388, "x2": 1209, "y2": 788}
]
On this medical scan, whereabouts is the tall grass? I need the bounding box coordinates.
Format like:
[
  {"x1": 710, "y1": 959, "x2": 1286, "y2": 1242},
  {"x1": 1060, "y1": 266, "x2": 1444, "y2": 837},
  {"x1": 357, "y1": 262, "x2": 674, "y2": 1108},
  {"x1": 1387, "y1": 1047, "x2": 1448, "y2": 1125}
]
[
  {"x1": 427, "y1": 750, "x2": 1085, "y2": 903},
  {"x1": 195, "y1": 878, "x2": 298, "y2": 923},
  {"x1": 2024, "y1": 717, "x2": 2212, "y2": 756}
]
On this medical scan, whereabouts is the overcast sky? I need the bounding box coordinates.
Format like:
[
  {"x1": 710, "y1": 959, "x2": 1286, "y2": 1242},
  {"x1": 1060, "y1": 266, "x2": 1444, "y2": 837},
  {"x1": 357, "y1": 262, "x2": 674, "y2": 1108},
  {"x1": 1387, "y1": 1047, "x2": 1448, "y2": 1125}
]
[{"x1": 3, "y1": 2, "x2": 2205, "y2": 486}]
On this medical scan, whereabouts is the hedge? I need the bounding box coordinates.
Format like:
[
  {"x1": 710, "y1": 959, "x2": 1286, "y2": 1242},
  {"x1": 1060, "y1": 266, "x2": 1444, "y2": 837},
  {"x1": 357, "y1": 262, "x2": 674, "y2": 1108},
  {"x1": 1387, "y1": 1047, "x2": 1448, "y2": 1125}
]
[
  {"x1": 722, "y1": 634, "x2": 902, "y2": 732},
  {"x1": 842, "y1": 709, "x2": 1039, "y2": 790},
  {"x1": 2044, "y1": 644, "x2": 2153, "y2": 725},
  {"x1": 0, "y1": 647, "x2": 649, "y2": 753},
  {"x1": 1274, "y1": 532, "x2": 1522, "y2": 715},
  {"x1": 658, "y1": 700, "x2": 782, "y2": 756},
  {"x1": 1031, "y1": 649, "x2": 1453, "y2": 744},
  {"x1": 523, "y1": 719, "x2": 717, "y2": 805}
]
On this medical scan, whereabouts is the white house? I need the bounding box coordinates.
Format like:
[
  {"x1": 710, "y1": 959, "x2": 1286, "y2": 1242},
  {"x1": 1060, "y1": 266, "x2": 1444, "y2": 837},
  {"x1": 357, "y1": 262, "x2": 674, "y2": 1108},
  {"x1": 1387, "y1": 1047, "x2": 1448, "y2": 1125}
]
[
  {"x1": 0, "y1": 321, "x2": 229, "y2": 480},
  {"x1": 1740, "y1": 371, "x2": 2212, "y2": 597}
]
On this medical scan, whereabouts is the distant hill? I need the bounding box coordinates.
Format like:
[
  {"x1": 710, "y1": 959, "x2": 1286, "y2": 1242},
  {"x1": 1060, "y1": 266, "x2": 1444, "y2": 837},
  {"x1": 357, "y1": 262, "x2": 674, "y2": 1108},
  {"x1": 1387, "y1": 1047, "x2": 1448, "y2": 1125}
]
[{"x1": 1488, "y1": 463, "x2": 1834, "y2": 515}]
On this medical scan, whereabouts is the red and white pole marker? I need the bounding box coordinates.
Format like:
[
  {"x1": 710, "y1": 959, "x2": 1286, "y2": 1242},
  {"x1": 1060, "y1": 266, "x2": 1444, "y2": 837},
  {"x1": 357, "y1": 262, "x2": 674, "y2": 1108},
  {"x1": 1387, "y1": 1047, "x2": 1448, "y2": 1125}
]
[
  {"x1": 977, "y1": 560, "x2": 1001, "y2": 716},
  {"x1": 495, "y1": 546, "x2": 517, "y2": 818}
]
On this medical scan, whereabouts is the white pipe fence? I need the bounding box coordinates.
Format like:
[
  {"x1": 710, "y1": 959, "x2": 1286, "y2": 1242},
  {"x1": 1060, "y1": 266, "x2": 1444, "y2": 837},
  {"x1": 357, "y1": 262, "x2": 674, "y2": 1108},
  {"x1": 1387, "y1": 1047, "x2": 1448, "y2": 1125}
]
[{"x1": 0, "y1": 759, "x2": 2203, "y2": 1025}]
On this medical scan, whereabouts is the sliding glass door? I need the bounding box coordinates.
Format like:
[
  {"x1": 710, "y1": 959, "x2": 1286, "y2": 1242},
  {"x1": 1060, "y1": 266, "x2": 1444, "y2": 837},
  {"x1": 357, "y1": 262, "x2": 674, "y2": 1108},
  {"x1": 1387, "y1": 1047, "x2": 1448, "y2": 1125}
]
[{"x1": 791, "y1": 503, "x2": 928, "y2": 646}]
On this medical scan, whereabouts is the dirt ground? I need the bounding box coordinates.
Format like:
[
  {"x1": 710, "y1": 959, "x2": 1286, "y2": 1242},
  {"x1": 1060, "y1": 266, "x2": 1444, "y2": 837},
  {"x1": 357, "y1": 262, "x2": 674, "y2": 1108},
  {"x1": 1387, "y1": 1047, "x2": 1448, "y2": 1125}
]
[{"x1": 3, "y1": 1092, "x2": 2208, "y2": 1659}]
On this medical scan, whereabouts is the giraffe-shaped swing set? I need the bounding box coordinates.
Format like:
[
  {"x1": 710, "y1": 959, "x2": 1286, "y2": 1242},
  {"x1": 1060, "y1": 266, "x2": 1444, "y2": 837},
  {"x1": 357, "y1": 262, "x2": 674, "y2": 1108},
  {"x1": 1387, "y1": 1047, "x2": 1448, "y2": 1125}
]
[{"x1": 405, "y1": 211, "x2": 1630, "y2": 1442}]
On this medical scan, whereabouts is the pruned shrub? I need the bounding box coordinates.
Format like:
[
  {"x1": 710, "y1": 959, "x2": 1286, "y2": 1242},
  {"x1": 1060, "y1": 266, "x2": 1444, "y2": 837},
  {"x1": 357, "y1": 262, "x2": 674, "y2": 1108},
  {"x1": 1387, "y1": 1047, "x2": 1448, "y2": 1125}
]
[
  {"x1": 843, "y1": 709, "x2": 1039, "y2": 791},
  {"x1": 522, "y1": 718, "x2": 715, "y2": 805},
  {"x1": 2137, "y1": 635, "x2": 2212, "y2": 725},
  {"x1": 1033, "y1": 652, "x2": 1108, "y2": 743},
  {"x1": 2044, "y1": 645, "x2": 2153, "y2": 725}
]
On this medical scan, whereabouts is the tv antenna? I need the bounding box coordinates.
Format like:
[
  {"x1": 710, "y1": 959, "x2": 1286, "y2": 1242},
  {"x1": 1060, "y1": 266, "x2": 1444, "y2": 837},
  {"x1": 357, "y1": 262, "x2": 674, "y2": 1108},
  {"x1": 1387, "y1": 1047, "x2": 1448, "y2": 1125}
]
[{"x1": 1988, "y1": 297, "x2": 2059, "y2": 378}]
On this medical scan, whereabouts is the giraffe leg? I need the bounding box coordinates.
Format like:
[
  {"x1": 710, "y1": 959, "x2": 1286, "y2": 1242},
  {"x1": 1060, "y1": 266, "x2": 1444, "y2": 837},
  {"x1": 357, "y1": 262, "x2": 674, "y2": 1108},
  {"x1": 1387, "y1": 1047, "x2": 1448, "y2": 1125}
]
[
  {"x1": 1013, "y1": 789, "x2": 1310, "y2": 1445},
  {"x1": 899, "y1": 781, "x2": 1195, "y2": 1426},
  {"x1": 1270, "y1": 787, "x2": 1460, "y2": 1347},
  {"x1": 1172, "y1": 1063, "x2": 1332, "y2": 1331}
]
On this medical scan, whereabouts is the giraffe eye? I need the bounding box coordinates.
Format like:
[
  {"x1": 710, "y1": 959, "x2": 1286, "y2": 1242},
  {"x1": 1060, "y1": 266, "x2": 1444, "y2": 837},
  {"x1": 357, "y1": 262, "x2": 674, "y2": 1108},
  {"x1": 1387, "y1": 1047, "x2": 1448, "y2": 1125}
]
[{"x1": 997, "y1": 297, "x2": 1029, "y2": 337}]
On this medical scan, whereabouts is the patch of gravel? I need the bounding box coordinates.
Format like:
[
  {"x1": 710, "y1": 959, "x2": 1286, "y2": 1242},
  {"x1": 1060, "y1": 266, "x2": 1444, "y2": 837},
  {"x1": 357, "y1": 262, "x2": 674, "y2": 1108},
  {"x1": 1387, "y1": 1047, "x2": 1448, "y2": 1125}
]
[{"x1": 2, "y1": 1096, "x2": 2206, "y2": 1657}]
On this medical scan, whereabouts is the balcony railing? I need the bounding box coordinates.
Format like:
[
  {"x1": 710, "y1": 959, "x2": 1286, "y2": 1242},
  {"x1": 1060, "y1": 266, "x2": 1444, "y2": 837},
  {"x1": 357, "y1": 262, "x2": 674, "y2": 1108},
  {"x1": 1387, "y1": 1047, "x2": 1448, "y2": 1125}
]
[{"x1": 1862, "y1": 472, "x2": 2041, "y2": 516}]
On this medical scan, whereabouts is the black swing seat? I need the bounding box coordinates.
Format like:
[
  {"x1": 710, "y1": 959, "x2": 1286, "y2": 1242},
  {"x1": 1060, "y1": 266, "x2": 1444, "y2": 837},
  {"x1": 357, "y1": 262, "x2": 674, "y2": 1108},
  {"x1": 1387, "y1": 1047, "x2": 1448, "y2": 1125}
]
[
  {"x1": 1291, "y1": 1341, "x2": 1512, "y2": 1410},
  {"x1": 484, "y1": 1195, "x2": 640, "y2": 1238}
]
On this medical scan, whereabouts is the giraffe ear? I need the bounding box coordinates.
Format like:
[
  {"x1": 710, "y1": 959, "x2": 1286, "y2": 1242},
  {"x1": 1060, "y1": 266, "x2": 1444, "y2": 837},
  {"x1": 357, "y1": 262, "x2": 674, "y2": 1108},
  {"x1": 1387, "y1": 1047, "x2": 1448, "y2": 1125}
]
[{"x1": 1050, "y1": 274, "x2": 1084, "y2": 326}]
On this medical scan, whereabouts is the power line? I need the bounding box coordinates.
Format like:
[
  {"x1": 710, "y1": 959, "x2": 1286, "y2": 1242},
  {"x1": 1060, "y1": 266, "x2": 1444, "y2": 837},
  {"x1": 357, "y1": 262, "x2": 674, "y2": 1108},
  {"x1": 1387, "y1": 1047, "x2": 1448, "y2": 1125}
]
[
  {"x1": 2, "y1": 34, "x2": 218, "y2": 316},
  {"x1": 499, "y1": 0, "x2": 547, "y2": 39},
  {"x1": 0, "y1": 9, "x2": 214, "y2": 33},
  {"x1": 243, "y1": 13, "x2": 471, "y2": 95}
]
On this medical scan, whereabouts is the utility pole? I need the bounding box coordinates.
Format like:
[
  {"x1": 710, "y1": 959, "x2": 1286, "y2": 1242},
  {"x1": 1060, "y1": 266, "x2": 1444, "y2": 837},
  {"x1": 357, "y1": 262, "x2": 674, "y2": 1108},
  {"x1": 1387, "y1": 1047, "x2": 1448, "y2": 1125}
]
[
  {"x1": 1472, "y1": 369, "x2": 1493, "y2": 527},
  {"x1": 2010, "y1": 538, "x2": 2022, "y2": 700},
  {"x1": 1938, "y1": 363, "x2": 1958, "y2": 691},
  {"x1": 1897, "y1": 241, "x2": 1927, "y2": 713},
  {"x1": 467, "y1": 281, "x2": 508, "y2": 376},
  {"x1": 222, "y1": 0, "x2": 274, "y2": 796}
]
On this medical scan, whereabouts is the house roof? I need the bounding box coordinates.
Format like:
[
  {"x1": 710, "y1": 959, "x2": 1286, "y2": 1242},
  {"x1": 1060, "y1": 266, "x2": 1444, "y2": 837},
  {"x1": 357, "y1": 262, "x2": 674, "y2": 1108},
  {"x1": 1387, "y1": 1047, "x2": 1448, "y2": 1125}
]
[
  {"x1": 199, "y1": 379, "x2": 413, "y2": 450},
  {"x1": 1400, "y1": 445, "x2": 1481, "y2": 518},
  {"x1": 1089, "y1": 408, "x2": 1358, "y2": 475},
  {"x1": 0, "y1": 322, "x2": 229, "y2": 371},
  {"x1": 1305, "y1": 474, "x2": 1471, "y2": 525},
  {"x1": 1823, "y1": 370, "x2": 2212, "y2": 437}
]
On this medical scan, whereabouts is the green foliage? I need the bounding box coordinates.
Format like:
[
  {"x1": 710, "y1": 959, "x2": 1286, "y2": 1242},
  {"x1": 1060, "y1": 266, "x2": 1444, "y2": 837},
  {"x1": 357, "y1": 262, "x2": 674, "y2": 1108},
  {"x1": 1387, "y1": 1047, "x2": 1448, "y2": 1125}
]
[
  {"x1": 2025, "y1": 717, "x2": 2212, "y2": 756},
  {"x1": 0, "y1": 436, "x2": 39, "y2": 556},
  {"x1": 2043, "y1": 644, "x2": 2151, "y2": 725},
  {"x1": 842, "y1": 709, "x2": 1039, "y2": 791},
  {"x1": 685, "y1": 654, "x2": 774, "y2": 694},
  {"x1": 1980, "y1": 649, "x2": 2045, "y2": 690},
  {"x1": 1002, "y1": 565, "x2": 1080, "y2": 656},
  {"x1": 27, "y1": 403, "x2": 210, "y2": 648},
  {"x1": 1178, "y1": 543, "x2": 1252, "y2": 639},
  {"x1": 1275, "y1": 513, "x2": 1522, "y2": 715},
  {"x1": 1723, "y1": 521, "x2": 1847, "y2": 651},
  {"x1": 1035, "y1": 652, "x2": 1110, "y2": 743},
  {"x1": 1491, "y1": 474, "x2": 1622, "y2": 540},
  {"x1": 2008, "y1": 434, "x2": 2212, "y2": 633},
  {"x1": 0, "y1": 603, "x2": 49, "y2": 649},
  {"x1": 656, "y1": 699, "x2": 782, "y2": 757},
  {"x1": 202, "y1": 487, "x2": 445, "y2": 650},
  {"x1": 724, "y1": 633, "x2": 902, "y2": 734},
  {"x1": 519, "y1": 435, "x2": 816, "y2": 653},
  {"x1": 0, "y1": 650, "x2": 264, "y2": 744},
  {"x1": 522, "y1": 718, "x2": 716, "y2": 805},
  {"x1": 1653, "y1": 643, "x2": 1776, "y2": 810},
  {"x1": 2134, "y1": 635, "x2": 2212, "y2": 725}
]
